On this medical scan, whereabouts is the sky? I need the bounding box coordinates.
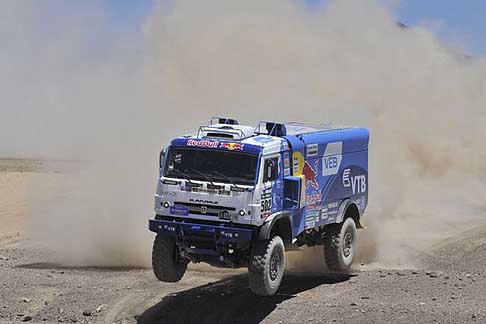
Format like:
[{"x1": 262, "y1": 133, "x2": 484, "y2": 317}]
[
  {"x1": 102, "y1": 0, "x2": 486, "y2": 57},
  {"x1": 395, "y1": 0, "x2": 486, "y2": 56}
]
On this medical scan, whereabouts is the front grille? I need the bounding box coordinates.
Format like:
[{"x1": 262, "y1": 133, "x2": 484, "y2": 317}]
[{"x1": 174, "y1": 201, "x2": 236, "y2": 216}]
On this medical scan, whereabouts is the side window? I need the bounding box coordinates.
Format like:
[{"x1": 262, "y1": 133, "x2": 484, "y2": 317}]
[{"x1": 263, "y1": 157, "x2": 279, "y2": 183}]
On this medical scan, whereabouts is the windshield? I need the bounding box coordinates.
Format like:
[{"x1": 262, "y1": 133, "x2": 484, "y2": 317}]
[{"x1": 164, "y1": 147, "x2": 258, "y2": 186}]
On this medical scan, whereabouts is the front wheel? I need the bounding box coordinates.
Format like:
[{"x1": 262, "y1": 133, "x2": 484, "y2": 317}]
[
  {"x1": 248, "y1": 236, "x2": 285, "y2": 296},
  {"x1": 324, "y1": 217, "x2": 357, "y2": 272},
  {"x1": 152, "y1": 234, "x2": 187, "y2": 282}
]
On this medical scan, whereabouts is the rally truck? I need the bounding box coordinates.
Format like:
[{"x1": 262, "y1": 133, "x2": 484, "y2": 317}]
[{"x1": 149, "y1": 117, "x2": 369, "y2": 296}]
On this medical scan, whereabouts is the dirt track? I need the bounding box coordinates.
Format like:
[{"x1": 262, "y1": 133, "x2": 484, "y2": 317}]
[{"x1": 1, "y1": 161, "x2": 485, "y2": 324}]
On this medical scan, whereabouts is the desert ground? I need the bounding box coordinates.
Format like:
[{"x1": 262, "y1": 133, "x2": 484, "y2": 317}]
[{"x1": 1, "y1": 159, "x2": 485, "y2": 324}]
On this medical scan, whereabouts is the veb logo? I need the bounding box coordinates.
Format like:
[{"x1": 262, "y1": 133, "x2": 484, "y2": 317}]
[
  {"x1": 322, "y1": 142, "x2": 342, "y2": 176},
  {"x1": 324, "y1": 156, "x2": 338, "y2": 168}
]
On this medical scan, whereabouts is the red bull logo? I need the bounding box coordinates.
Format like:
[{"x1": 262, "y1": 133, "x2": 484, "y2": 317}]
[
  {"x1": 187, "y1": 139, "x2": 219, "y2": 148},
  {"x1": 302, "y1": 160, "x2": 319, "y2": 190},
  {"x1": 220, "y1": 142, "x2": 244, "y2": 151}
]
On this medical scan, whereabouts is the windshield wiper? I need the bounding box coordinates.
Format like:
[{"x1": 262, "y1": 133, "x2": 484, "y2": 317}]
[
  {"x1": 211, "y1": 171, "x2": 245, "y2": 190},
  {"x1": 189, "y1": 168, "x2": 216, "y2": 186},
  {"x1": 168, "y1": 168, "x2": 197, "y2": 185}
]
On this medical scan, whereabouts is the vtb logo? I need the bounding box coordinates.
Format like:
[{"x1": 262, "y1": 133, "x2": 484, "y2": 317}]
[{"x1": 342, "y1": 169, "x2": 366, "y2": 194}]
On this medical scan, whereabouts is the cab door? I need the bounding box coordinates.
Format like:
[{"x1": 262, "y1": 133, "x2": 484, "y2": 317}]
[{"x1": 261, "y1": 154, "x2": 283, "y2": 216}]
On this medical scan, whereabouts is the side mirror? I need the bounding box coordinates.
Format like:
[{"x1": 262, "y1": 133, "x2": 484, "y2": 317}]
[
  {"x1": 264, "y1": 159, "x2": 277, "y2": 182},
  {"x1": 159, "y1": 149, "x2": 167, "y2": 168}
]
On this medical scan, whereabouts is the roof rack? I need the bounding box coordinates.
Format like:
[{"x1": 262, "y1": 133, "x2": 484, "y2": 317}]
[
  {"x1": 209, "y1": 117, "x2": 239, "y2": 125},
  {"x1": 254, "y1": 121, "x2": 287, "y2": 137}
]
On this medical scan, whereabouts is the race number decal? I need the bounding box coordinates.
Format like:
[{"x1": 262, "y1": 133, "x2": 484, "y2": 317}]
[
  {"x1": 261, "y1": 199, "x2": 272, "y2": 212},
  {"x1": 261, "y1": 192, "x2": 272, "y2": 213}
]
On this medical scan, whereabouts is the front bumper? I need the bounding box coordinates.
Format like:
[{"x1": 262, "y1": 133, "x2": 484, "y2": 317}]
[{"x1": 149, "y1": 218, "x2": 255, "y2": 262}]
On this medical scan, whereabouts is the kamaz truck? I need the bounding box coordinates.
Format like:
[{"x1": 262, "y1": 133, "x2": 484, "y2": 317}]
[{"x1": 149, "y1": 117, "x2": 369, "y2": 295}]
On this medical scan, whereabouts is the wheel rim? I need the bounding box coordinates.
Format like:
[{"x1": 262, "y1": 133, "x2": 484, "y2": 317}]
[
  {"x1": 343, "y1": 231, "x2": 353, "y2": 258},
  {"x1": 269, "y1": 251, "x2": 281, "y2": 281}
]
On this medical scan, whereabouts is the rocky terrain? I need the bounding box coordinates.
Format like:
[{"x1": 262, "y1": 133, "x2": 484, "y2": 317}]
[{"x1": 1, "y1": 160, "x2": 485, "y2": 324}]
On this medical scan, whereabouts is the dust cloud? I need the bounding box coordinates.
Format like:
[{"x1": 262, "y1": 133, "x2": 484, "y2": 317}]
[{"x1": 2, "y1": 0, "x2": 485, "y2": 268}]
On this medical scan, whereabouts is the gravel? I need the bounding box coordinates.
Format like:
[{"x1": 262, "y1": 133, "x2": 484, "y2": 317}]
[{"x1": 1, "y1": 222, "x2": 485, "y2": 324}]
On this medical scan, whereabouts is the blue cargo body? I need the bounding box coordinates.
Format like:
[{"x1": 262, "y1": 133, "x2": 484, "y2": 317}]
[{"x1": 283, "y1": 124, "x2": 369, "y2": 236}]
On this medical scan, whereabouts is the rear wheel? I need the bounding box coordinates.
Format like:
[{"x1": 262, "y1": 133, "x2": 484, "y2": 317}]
[
  {"x1": 152, "y1": 234, "x2": 187, "y2": 282},
  {"x1": 248, "y1": 236, "x2": 285, "y2": 296},
  {"x1": 324, "y1": 217, "x2": 357, "y2": 272}
]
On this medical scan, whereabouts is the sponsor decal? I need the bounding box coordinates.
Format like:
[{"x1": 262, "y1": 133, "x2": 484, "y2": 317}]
[
  {"x1": 323, "y1": 156, "x2": 338, "y2": 170},
  {"x1": 343, "y1": 169, "x2": 367, "y2": 194},
  {"x1": 302, "y1": 160, "x2": 319, "y2": 190},
  {"x1": 321, "y1": 207, "x2": 329, "y2": 220},
  {"x1": 292, "y1": 152, "x2": 305, "y2": 175},
  {"x1": 342, "y1": 169, "x2": 351, "y2": 187},
  {"x1": 261, "y1": 211, "x2": 271, "y2": 219},
  {"x1": 170, "y1": 205, "x2": 189, "y2": 216},
  {"x1": 283, "y1": 152, "x2": 290, "y2": 175},
  {"x1": 327, "y1": 201, "x2": 339, "y2": 209},
  {"x1": 322, "y1": 142, "x2": 342, "y2": 176},
  {"x1": 305, "y1": 209, "x2": 320, "y2": 228},
  {"x1": 161, "y1": 191, "x2": 176, "y2": 196},
  {"x1": 220, "y1": 231, "x2": 234, "y2": 238},
  {"x1": 322, "y1": 201, "x2": 339, "y2": 219},
  {"x1": 307, "y1": 144, "x2": 318, "y2": 157},
  {"x1": 187, "y1": 139, "x2": 219, "y2": 148},
  {"x1": 261, "y1": 192, "x2": 272, "y2": 199},
  {"x1": 360, "y1": 196, "x2": 367, "y2": 208},
  {"x1": 293, "y1": 157, "x2": 299, "y2": 172},
  {"x1": 219, "y1": 142, "x2": 244, "y2": 151},
  {"x1": 306, "y1": 193, "x2": 322, "y2": 208}
]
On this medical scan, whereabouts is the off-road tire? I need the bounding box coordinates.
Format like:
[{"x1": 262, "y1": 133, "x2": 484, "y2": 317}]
[
  {"x1": 152, "y1": 234, "x2": 187, "y2": 282},
  {"x1": 248, "y1": 236, "x2": 285, "y2": 296},
  {"x1": 324, "y1": 217, "x2": 357, "y2": 272}
]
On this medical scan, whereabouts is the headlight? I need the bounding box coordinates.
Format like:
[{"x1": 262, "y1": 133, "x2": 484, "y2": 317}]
[
  {"x1": 239, "y1": 209, "x2": 246, "y2": 216},
  {"x1": 163, "y1": 201, "x2": 170, "y2": 208}
]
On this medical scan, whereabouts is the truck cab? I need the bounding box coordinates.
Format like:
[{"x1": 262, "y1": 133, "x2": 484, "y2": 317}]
[{"x1": 149, "y1": 117, "x2": 369, "y2": 295}]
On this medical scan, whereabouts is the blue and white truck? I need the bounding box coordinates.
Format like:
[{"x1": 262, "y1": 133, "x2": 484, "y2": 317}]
[{"x1": 149, "y1": 117, "x2": 369, "y2": 295}]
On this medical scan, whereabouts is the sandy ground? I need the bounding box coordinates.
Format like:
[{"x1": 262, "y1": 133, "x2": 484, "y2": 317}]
[
  {"x1": 0, "y1": 172, "x2": 27, "y2": 238},
  {"x1": 1, "y1": 160, "x2": 485, "y2": 324}
]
